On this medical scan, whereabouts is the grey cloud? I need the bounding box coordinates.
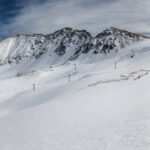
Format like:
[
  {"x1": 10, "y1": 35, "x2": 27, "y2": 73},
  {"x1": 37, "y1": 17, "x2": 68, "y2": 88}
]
[{"x1": 1, "y1": 0, "x2": 150, "y2": 39}]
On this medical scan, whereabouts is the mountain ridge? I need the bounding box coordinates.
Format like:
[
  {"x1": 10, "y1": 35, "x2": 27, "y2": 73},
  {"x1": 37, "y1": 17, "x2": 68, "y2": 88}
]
[
  {"x1": 13, "y1": 27, "x2": 150, "y2": 39},
  {"x1": 0, "y1": 27, "x2": 149, "y2": 66}
]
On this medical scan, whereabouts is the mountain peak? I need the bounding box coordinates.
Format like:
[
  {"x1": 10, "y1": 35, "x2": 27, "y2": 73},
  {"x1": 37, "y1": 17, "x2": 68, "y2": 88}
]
[{"x1": 96, "y1": 27, "x2": 149, "y2": 39}]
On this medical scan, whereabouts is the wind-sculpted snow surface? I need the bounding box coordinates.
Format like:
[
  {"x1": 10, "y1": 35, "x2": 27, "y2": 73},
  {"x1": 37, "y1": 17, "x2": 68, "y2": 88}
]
[{"x1": 0, "y1": 27, "x2": 148, "y2": 66}]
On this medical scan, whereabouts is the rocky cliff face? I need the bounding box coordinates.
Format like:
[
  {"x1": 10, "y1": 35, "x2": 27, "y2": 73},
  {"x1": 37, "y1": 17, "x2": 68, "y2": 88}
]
[{"x1": 0, "y1": 27, "x2": 148, "y2": 66}]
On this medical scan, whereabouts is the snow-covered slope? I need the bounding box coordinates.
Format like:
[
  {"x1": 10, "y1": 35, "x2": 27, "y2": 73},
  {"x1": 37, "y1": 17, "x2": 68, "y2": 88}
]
[{"x1": 0, "y1": 28, "x2": 150, "y2": 150}]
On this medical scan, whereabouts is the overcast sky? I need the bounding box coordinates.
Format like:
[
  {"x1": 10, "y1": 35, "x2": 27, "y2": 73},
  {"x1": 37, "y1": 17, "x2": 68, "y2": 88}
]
[{"x1": 0, "y1": 0, "x2": 150, "y2": 40}]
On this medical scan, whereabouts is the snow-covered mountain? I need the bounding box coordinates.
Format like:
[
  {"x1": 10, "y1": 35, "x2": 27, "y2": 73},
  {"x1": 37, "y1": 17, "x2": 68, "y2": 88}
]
[
  {"x1": 0, "y1": 27, "x2": 148, "y2": 66},
  {"x1": 1, "y1": 27, "x2": 150, "y2": 150}
]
